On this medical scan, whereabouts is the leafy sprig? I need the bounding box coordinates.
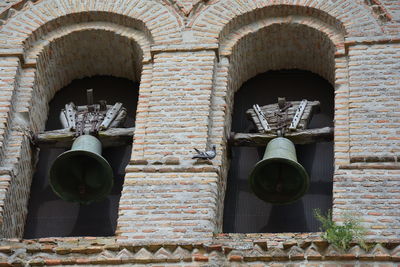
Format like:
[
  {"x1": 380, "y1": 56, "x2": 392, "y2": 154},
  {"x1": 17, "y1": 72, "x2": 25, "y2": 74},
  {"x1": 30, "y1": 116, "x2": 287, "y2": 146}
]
[{"x1": 314, "y1": 209, "x2": 368, "y2": 251}]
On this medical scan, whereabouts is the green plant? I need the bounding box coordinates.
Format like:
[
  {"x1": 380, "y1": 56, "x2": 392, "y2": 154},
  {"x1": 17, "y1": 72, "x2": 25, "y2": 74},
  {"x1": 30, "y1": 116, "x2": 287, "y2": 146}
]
[{"x1": 313, "y1": 209, "x2": 367, "y2": 251}]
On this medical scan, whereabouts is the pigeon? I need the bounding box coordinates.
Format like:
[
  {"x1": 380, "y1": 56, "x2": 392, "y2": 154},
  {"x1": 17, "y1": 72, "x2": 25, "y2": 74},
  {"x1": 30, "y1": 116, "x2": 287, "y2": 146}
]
[{"x1": 192, "y1": 145, "x2": 216, "y2": 160}]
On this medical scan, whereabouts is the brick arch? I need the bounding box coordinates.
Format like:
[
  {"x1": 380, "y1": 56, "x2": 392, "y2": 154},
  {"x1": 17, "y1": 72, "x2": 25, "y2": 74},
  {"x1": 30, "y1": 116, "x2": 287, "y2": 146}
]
[
  {"x1": 23, "y1": 20, "x2": 152, "y2": 67},
  {"x1": 217, "y1": 22, "x2": 339, "y2": 132},
  {"x1": 219, "y1": 19, "x2": 343, "y2": 87},
  {"x1": 0, "y1": 0, "x2": 183, "y2": 55},
  {"x1": 190, "y1": 0, "x2": 384, "y2": 42},
  {"x1": 206, "y1": 7, "x2": 351, "y2": 231},
  {"x1": 22, "y1": 11, "x2": 153, "y2": 56},
  {"x1": 209, "y1": 22, "x2": 345, "y2": 162},
  {"x1": 25, "y1": 28, "x2": 146, "y2": 131},
  {"x1": 217, "y1": 4, "x2": 346, "y2": 45},
  {"x1": 0, "y1": 19, "x2": 155, "y2": 238}
]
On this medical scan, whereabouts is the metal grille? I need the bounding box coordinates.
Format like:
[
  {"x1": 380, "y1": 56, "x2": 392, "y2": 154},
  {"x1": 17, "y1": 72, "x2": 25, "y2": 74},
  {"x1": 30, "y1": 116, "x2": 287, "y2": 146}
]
[
  {"x1": 24, "y1": 76, "x2": 139, "y2": 238},
  {"x1": 223, "y1": 70, "x2": 334, "y2": 233}
]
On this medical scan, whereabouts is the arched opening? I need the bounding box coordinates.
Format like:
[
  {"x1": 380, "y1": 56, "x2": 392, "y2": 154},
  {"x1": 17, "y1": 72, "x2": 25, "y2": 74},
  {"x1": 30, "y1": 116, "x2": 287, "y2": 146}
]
[
  {"x1": 17, "y1": 27, "x2": 145, "y2": 238},
  {"x1": 223, "y1": 69, "x2": 333, "y2": 233},
  {"x1": 24, "y1": 76, "x2": 139, "y2": 238},
  {"x1": 217, "y1": 20, "x2": 340, "y2": 233}
]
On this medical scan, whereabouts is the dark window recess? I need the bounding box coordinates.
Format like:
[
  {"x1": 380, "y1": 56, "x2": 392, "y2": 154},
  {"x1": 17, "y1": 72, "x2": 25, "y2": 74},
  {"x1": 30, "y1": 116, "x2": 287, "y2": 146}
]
[
  {"x1": 24, "y1": 76, "x2": 139, "y2": 238},
  {"x1": 223, "y1": 70, "x2": 334, "y2": 233}
]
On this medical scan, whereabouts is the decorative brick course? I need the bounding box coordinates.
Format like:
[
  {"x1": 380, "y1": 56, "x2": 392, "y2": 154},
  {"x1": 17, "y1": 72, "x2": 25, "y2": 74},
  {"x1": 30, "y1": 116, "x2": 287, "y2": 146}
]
[
  {"x1": 0, "y1": 237, "x2": 399, "y2": 266},
  {"x1": 365, "y1": 0, "x2": 393, "y2": 23}
]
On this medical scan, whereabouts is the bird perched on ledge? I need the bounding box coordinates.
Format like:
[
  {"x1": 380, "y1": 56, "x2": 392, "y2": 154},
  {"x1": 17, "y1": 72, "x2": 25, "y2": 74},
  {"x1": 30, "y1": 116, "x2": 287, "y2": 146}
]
[{"x1": 192, "y1": 145, "x2": 216, "y2": 160}]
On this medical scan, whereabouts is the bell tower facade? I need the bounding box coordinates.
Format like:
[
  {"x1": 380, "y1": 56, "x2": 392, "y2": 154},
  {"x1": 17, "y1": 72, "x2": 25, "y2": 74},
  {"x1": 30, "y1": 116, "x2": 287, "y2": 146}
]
[{"x1": 0, "y1": 0, "x2": 398, "y2": 265}]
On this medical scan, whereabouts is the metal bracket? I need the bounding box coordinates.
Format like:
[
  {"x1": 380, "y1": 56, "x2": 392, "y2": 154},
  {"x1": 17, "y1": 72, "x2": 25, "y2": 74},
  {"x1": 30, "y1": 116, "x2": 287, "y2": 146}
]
[
  {"x1": 87, "y1": 89, "x2": 94, "y2": 112},
  {"x1": 289, "y1": 99, "x2": 308, "y2": 130},
  {"x1": 253, "y1": 104, "x2": 271, "y2": 132},
  {"x1": 274, "y1": 98, "x2": 292, "y2": 135},
  {"x1": 58, "y1": 89, "x2": 127, "y2": 137},
  {"x1": 60, "y1": 103, "x2": 76, "y2": 130},
  {"x1": 99, "y1": 103, "x2": 123, "y2": 130}
]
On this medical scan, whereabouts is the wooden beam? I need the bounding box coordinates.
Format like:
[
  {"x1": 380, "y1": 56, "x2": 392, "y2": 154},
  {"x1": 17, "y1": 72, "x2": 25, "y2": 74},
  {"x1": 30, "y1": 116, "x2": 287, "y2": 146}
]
[
  {"x1": 230, "y1": 127, "x2": 333, "y2": 146},
  {"x1": 34, "y1": 127, "x2": 135, "y2": 148}
]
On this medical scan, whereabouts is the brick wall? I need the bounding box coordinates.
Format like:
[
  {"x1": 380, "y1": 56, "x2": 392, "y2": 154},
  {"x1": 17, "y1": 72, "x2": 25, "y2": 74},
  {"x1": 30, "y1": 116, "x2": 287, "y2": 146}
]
[
  {"x1": 348, "y1": 43, "x2": 400, "y2": 160},
  {"x1": 0, "y1": 0, "x2": 398, "y2": 266},
  {"x1": 334, "y1": 168, "x2": 400, "y2": 239},
  {"x1": 130, "y1": 50, "x2": 216, "y2": 163},
  {"x1": 118, "y1": 172, "x2": 219, "y2": 243}
]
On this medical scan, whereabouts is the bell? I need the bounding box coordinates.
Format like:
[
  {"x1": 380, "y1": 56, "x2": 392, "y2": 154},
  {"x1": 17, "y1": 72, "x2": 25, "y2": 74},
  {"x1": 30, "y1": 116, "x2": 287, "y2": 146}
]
[
  {"x1": 49, "y1": 135, "x2": 113, "y2": 204},
  {"x1": 248, "y1": 137, "x2": 309, "y2": 204}
]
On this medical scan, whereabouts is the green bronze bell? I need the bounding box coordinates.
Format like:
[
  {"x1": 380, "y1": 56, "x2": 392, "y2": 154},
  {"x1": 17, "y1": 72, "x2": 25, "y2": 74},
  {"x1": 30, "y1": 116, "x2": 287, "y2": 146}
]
[
  {"x1": 249, "y1": 137, "x2": 309, "y2": 204},
  {"x1": 49, "y1": 135, "x2": 114, "y2": 204}
]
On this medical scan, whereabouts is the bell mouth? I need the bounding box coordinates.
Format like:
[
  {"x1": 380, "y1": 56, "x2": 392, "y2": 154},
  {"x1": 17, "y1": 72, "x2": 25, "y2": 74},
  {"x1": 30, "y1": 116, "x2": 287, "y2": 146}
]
[
  {"x1": 249, "y1": 157, "x2": 309, "y2": 204},
  {"x1": 49, "y1": 150, "x2": 114, "y2": 205}
]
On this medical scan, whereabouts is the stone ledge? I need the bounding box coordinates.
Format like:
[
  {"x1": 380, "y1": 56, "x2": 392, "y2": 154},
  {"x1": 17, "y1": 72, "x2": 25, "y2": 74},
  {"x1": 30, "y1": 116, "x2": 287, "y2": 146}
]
[
  {"x1": 150, "y1": 43, "x2": 218, "y2": 53},
  {"x1": 345, "y1": 37, "x2": 400, "y2": 44},
  {"x1": 339, "y1": 164, "x2": 400, "y2": 170},
  {"x1": 125, "y1": 165, "x2": 220, "y2": 174}
]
